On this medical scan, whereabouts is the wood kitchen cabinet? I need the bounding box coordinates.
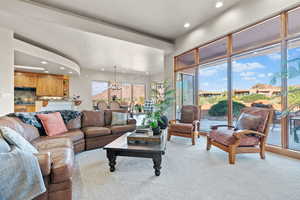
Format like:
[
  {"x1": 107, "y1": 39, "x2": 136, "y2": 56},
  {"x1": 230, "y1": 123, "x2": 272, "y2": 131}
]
[
  {"x1": 14, "y1": 72, "x2": 37, "y2": 88},
  {"x1": 36, "y1": 75, "x2": 64, "y2": 97},
  {"x1": 14, "y1": 105, "x2": 36, "y2": 112}
]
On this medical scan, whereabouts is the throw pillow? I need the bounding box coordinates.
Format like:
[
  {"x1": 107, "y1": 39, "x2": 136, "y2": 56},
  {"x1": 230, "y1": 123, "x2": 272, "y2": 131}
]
[
  {"x1": 36, "y1": 112, "x2": 68, "y2": 136},
  {"x1": 111, "y1": 112, "x2": 128, "y2": 126},
  {"x1": 180, "y1": 109, "x2": 194, "y2": 123},
  {"x1": 235, "y1": 113, "x2": 262, "y2": 131},
  {"x1": 82, "y1": 110, "x2": 105, "y2": 127},
  {"x1": 0, "y1": 126, "x2": 38, "y2": 154}
]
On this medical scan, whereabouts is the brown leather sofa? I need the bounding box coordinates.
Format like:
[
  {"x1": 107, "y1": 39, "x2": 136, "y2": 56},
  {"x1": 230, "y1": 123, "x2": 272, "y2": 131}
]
[
  {"x1": 82, "y1": 109, "x2": 136, "y2": 150},
  {"x1": 0, "y1": 109, "x2": 136, "y2": 200}
]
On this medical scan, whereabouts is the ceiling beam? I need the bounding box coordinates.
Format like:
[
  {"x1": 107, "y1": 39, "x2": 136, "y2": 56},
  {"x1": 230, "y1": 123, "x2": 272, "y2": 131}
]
[{"x1": 0, "y1": 0, "x2": 174, "y2": 53}]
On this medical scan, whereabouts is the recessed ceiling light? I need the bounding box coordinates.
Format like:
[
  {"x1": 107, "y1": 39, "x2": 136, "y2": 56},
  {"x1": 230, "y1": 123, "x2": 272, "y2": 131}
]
[
  {"x1": 60, "y1": 67, "x2": 65, "y2": 70},
  {"x1": 69, "y1": 71, "x2": 73, "y2": 74},
  {"x1": 14, "y1": 65, "x2": 45, "y2": 71},
  {"x1": 41, "y1": 61, "x2": 48, "y2": 65},
  {"x1": 184, "y1": 23, "x2": 190, "y2": 28},
  {"x1": 44, "y1": 70, "x2": 49, "y2": 73},
  {"x1": 101, "y1": 68, "x2": 105, "y2": 71},
  {"x1": 216, "y1": 1, "x2": 223, "y2": 8},
  {"x1": 146, "y1": 72, "x2": 149, "y2": 75}
]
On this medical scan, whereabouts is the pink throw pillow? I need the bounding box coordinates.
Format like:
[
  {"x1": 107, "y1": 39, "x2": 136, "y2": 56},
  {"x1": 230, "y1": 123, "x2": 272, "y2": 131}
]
[{"x1": 37, "y1": 112, "x2": 68, "y2": 136}]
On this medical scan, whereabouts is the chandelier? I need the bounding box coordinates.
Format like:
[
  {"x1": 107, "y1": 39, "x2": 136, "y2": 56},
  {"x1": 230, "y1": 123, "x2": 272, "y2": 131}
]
[{"x1": 109, "y1": 66, "x2": 121, "y2": 90}]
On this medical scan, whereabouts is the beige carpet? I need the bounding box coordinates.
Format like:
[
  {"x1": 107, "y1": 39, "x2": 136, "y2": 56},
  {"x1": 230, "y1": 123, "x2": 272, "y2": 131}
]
[{"x1": 73, "y1": 136, "x2": 300, "y2": 200}]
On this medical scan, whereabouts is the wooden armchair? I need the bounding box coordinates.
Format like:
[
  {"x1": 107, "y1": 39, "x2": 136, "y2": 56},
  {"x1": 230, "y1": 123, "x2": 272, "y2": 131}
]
[
  {"x1": 167, "y1": 105, "x2": 201, "y2": 145},
  {"x1": 207, "y1": 107, "x2": 274, "y2": 164}
]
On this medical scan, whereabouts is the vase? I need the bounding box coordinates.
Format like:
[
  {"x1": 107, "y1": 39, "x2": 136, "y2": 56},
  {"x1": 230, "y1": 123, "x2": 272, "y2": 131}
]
[
  {"x1": 158, "y1": 115, "x2": 168, "y2": 129},
  {"x1": 152, "y1": 127, "x2": 161, "y2": 135},
  {"x1": 74, "y1": 100, "x2": 82, "y2": 106}
]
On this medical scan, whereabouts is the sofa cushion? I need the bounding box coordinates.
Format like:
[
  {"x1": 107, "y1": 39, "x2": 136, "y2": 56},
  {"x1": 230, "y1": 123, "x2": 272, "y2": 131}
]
[
  {"x1": 82, "y1": 127, "x2": 111, "y2": 138},
  {"x1": 66, "y1": 116, "x2": 81, "y2": 130},
  {"x1": 111, "y1": 112, "x2": 128, "y2": 126},
  {"x1": 104, "y1": 109, "x2": 127, "y2": 126},
  {"x1": 32, "y1": 137, "x2": 73, "y2": 151},
  {"x1": 39, "y1": 147, "x2": 74, "y2": 184},
  {"x1": 169, "y1": 123, "x2": 193, "y2": 134},
  {"x1": 0, "y1": 116, "x2": 40, "y2": 142},
  {"x1": 82, "y1": 110, "x2": 105, "y2": 128},
  {"x1": 48, "y1": 129, "x2": 84, "y2": 143},
  {"x1": 110, "y1": 124, "x2": 136, "y2": 134},
  {"x1": 209, "y1": 129, "x2": 260, "y2": 146},
  {"x1": 0, "y1": 126, "x2": 38, "y2": 154}
]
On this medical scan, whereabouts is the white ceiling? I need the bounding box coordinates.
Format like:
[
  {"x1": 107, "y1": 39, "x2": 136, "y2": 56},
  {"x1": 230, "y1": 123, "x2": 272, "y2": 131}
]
[
  {"x1": 31, "y1": 0, "x2": 243, "y2": 41},
  {"x1": 0, "y1": 11, "x2": 164, "y2": 75},
  {"x1": 0, "y1": 0, "x2": 244, "y2": 75}
]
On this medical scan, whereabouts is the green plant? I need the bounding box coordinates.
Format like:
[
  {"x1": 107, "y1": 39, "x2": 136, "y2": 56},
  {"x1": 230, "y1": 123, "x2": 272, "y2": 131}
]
[
  {"x1": 208, "y1": 100, "x2": 246, "y2": 117},
  {"x1": 143, "y1": 81, "x2": 175, "y2": 128}
]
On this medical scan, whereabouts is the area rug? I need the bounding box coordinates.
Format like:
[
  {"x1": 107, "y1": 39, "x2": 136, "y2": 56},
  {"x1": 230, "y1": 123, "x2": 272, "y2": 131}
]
[{"x1": 73, "y1": 136, "x2": 300, "y2": 200}]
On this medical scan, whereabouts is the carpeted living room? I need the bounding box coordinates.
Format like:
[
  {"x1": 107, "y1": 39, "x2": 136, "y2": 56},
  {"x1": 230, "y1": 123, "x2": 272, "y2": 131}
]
[{"x1": 1, "y1": 0, "x2": 300, "y2": 200}]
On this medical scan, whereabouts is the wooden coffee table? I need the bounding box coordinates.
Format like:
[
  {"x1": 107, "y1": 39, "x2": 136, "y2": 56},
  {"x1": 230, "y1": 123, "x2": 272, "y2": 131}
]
[{"x1": 103, "y1": 130, "x2": 166, "y2": 176}]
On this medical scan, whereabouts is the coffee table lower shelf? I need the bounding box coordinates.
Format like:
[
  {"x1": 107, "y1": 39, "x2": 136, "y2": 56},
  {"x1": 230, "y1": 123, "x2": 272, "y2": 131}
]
[{"x1": 106, "y1": 149, "x2": 164, "y2": 176}]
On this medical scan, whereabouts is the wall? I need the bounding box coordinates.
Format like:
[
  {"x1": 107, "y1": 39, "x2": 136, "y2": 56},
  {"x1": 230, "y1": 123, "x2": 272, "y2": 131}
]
[
  {"x1": 0, "y1": 27, "x2": 14, "y2": 116},
  {"x1": 69, "y1": 68, "x2": 153, "y2": 110}
]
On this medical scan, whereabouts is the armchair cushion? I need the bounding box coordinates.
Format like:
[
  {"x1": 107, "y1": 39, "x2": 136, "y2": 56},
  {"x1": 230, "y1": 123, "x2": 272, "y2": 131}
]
[
  {"x1": 235, "y1": 113, "x2": 262, "y2": 131},
  {"x1": 180, "y1": 109, "x2": 194, "y2": 123},
  {"x1": 169, "y1": 123, "x2": 193, "y2": 134},
  {"x1": 209, "y1": 129, "x2": 260, "y2": 147}
]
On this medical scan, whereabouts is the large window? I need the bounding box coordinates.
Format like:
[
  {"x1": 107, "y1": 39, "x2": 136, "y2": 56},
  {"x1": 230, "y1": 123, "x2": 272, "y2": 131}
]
[
  {"x1": 198, "y1": 60, "x2": 227, "y2": 131},
  {"x1": 174, "y1": 8, "x2": 300, "y2": 154},
  {"x1": 92, "y1": 81, "x2": 109, "y2": 106},
  {"x1": 232, "y1": 45, "x2": 282, "y2": 146},
  {"x1": 133, "y1": 84, "x2": 146, "y2": 105},
  {"x1": 92, "y1": 81, "x2": 145, "y2": 107},
  {"x1": 287, "y1": 38, "x2": 300, "y2": 151}
]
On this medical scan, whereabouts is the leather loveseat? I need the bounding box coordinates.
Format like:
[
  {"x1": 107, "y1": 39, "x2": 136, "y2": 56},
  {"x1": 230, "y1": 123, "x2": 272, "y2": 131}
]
[{"x1": 0, "y1": 109, "x2": 136, "y2": 200}]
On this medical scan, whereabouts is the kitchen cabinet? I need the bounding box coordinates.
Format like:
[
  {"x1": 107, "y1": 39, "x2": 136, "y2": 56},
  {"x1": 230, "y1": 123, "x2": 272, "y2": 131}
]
[
  {"x1": 14, "y1": 105, "x2": 36, "y2": 112},
  {"x1": 14, "y1": 72, "x2": 37, "y2": 88},
  {"x1": 36, "y1": 75, "x2": 64, "y2": 97}
]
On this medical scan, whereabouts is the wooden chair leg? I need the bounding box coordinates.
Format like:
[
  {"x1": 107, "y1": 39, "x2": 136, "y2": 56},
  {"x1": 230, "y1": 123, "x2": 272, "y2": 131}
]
[
  {"x1": 260, "y1": 141, "x2": 266, "y2": 159},
  {"x1": 167, "y1": 132, "x2": 171, "y2": 141},
  {"x1": 228, "y1": 146, "x2": 236, "y2": 164},
  {"x1": 206, "y1": 137, "x2": 211, "y2": 151},
  {"x1": 192, "y1": 133, "x2": 196, "y2": 145}
]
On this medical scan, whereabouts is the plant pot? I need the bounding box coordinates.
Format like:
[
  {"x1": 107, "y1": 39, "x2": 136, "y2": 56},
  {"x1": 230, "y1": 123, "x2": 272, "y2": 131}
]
[
  {"x1": 152, "y1": 127, "x2": 161, "y2": 135},
  {"x1": 158, "y1": 115, "x2": 168, "y2": 129}
]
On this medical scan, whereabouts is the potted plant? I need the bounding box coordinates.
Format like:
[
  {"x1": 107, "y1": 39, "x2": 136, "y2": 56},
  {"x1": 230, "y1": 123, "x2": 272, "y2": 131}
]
[
  {"x1": 151, "y1": 81, "x2": 175, "y2": 129},
  {"x1": 141, "y1": 81, "x2": 175, "y2": 132}
]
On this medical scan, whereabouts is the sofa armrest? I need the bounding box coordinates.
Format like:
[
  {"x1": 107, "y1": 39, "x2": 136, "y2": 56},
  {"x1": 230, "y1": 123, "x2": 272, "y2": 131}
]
[
  {"x1": 127, "y1": 118, "x2": 137, "y2": 125},
  {"x1": 34, "y1": 152, "x2": 51, "y2": 176}
]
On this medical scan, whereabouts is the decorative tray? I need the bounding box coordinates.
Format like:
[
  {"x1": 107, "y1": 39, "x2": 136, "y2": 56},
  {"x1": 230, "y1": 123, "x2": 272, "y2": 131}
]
[{"x1": 127, "y1": 129, "x2": 163, "y2": 144}]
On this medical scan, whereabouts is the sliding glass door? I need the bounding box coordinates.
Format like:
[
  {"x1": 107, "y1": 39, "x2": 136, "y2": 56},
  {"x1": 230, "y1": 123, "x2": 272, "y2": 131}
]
[{"x1": 176, "y1": 68, "x2": 195, "y2": 119}]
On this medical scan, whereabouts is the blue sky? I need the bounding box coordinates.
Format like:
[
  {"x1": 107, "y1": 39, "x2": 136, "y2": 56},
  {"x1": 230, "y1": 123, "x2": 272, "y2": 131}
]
[{"x1": 198, "y1": 47, "x2": 300, "y2": 92}]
